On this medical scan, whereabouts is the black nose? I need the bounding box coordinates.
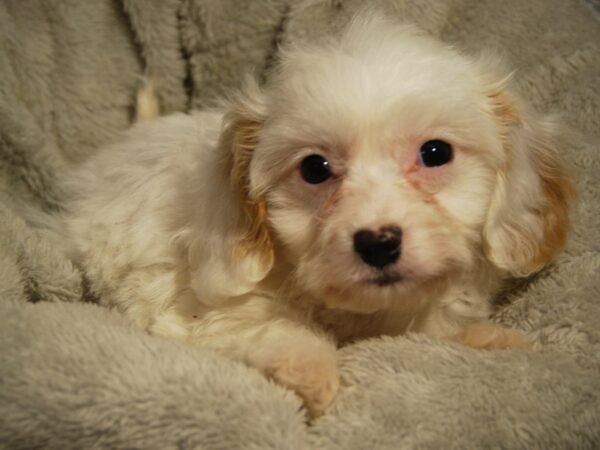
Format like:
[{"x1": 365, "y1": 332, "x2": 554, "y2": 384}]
[{"x1": 353, "y1": 226, "x2": 402, "y2": 269}]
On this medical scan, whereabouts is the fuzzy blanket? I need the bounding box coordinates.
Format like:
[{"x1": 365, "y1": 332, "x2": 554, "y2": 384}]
[{"x1": 1, "y1": 0, "x2": 599, "y2": 448}]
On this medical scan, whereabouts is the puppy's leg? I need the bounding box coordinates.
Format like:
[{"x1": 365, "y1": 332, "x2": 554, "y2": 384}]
[
  {"x1": 417, "y1": 301, "x2": 532, "y2": 351},
  {"x1": 157, "y1": 295, "x2": 339, "y2": 417},
  {"x1": 260, "y1": 336, "x2": 340, "y2": 418},
  {"x1": 459, "y1": 323, "x2": 533, "y2": 351}
]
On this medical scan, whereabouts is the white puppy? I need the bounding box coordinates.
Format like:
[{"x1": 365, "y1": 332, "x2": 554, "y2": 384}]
[{"x1": 58, "y1": 14, "x2": 574, "y2": 416}]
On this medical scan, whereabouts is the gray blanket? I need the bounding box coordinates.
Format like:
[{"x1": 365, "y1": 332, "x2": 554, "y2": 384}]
[{"x1": 1, "y1": 0, "x2": 599, "y2": 448}]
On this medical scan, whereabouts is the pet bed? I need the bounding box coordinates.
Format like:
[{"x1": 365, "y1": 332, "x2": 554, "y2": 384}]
[{"x1": 1, "y1": 0, "x2": 599, "y2": 448}]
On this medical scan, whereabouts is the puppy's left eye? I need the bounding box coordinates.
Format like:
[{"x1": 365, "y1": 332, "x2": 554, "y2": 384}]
[
  {"x1": 419, "y1": 140, "x2": 453, "y2": 167},
  {"x1": 300, "y1": 154, "x2": 332, "y2": 184}
]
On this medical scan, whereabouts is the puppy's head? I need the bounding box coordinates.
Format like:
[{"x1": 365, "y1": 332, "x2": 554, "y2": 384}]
[{"x1": 221, "y1": 14, "x2": 574, "y2": 312}]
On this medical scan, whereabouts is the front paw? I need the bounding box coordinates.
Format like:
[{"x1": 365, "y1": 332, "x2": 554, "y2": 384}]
[
  {"x1": 460, "y1": 323, "x2": 533, "y2": 351},
  {"x1": 264, "y1": 348, "x2": 340, "y2": 418}
]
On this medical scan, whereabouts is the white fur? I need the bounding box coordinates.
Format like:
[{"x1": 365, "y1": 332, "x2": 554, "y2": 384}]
[{"x1": 55, "y1": 14, "x2": 572, "y2": 416}]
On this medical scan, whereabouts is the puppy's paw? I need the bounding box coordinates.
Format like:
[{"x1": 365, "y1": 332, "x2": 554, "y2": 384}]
[
  {"x1": 460, "y1": 323, "x2": 533, "y2": 351},
  {"x1": 264, "y1": 348, "x2": 340, "y2": 418}
]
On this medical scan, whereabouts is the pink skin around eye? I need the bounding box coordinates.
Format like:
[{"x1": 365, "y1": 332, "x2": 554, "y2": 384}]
[{"x1": 402, "y1": 138, "x2": 453, "y2": 194}]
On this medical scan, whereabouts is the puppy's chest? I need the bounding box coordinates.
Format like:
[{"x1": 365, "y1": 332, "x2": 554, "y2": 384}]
[{"x1": 312, "y1": 307, "x2": 409, "y2": 344}]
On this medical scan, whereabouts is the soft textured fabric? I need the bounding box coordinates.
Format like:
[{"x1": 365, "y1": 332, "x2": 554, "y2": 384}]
[{"x1": 1, "y1": 0, "x2": 599, "y2": 448}]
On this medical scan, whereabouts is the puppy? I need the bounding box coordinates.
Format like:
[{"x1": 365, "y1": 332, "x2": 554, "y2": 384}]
[{"x1": 58, "y1": 14, "x2": 574, "y2": 416}]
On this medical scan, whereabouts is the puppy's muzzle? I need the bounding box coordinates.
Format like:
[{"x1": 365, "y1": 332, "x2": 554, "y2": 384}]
[{"x1": 353, "y1": 226, "x2": 402, "y2": 269}]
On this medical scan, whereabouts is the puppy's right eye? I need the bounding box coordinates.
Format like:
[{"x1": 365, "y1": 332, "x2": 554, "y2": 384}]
[{"x1": 300, "y1": 154, "x2": 332, "y2": 184}]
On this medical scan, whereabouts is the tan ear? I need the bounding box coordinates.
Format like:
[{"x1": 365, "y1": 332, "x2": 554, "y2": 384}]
[
  {"x1": 483, "y1": 86, "x2": 576, "y2": 276},
  {"x1": 185, "y1": 84, "x2": 274, "y2": 304},
  {"x1": 226, "y1": 110, "x2": 274, "y2": 271}
]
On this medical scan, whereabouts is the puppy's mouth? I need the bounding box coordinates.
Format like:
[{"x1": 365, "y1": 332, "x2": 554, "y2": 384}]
[{"x1": 367, "y1": 271, "x2": 403, "y2": 287}]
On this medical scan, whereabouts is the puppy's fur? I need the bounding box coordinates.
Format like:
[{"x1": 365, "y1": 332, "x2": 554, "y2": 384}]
[{"x1": 55, "y1": 15, "x2": 574, "y2": 416}]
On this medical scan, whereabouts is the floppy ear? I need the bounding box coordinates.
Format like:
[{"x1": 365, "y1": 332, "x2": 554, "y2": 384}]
[
  {"x1": 482, "y1": 84, "x2": 576, "y2": 277},
  {"x1": 184, "y1": 82, "x2": 274, "y2": 304}
]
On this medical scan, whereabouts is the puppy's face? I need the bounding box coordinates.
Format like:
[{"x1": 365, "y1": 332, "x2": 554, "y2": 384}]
[{"x1": 234, "y1": 18, "x2": 572, "y2": 313}]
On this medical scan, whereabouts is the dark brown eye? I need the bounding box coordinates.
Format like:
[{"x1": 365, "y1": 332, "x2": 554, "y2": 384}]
[
  {"x1": 300, "y1": 154, "x2": 332, "y2": 184},
  {"x1": 419, "y1": 140, "x2": 453, "y2": 167}
]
